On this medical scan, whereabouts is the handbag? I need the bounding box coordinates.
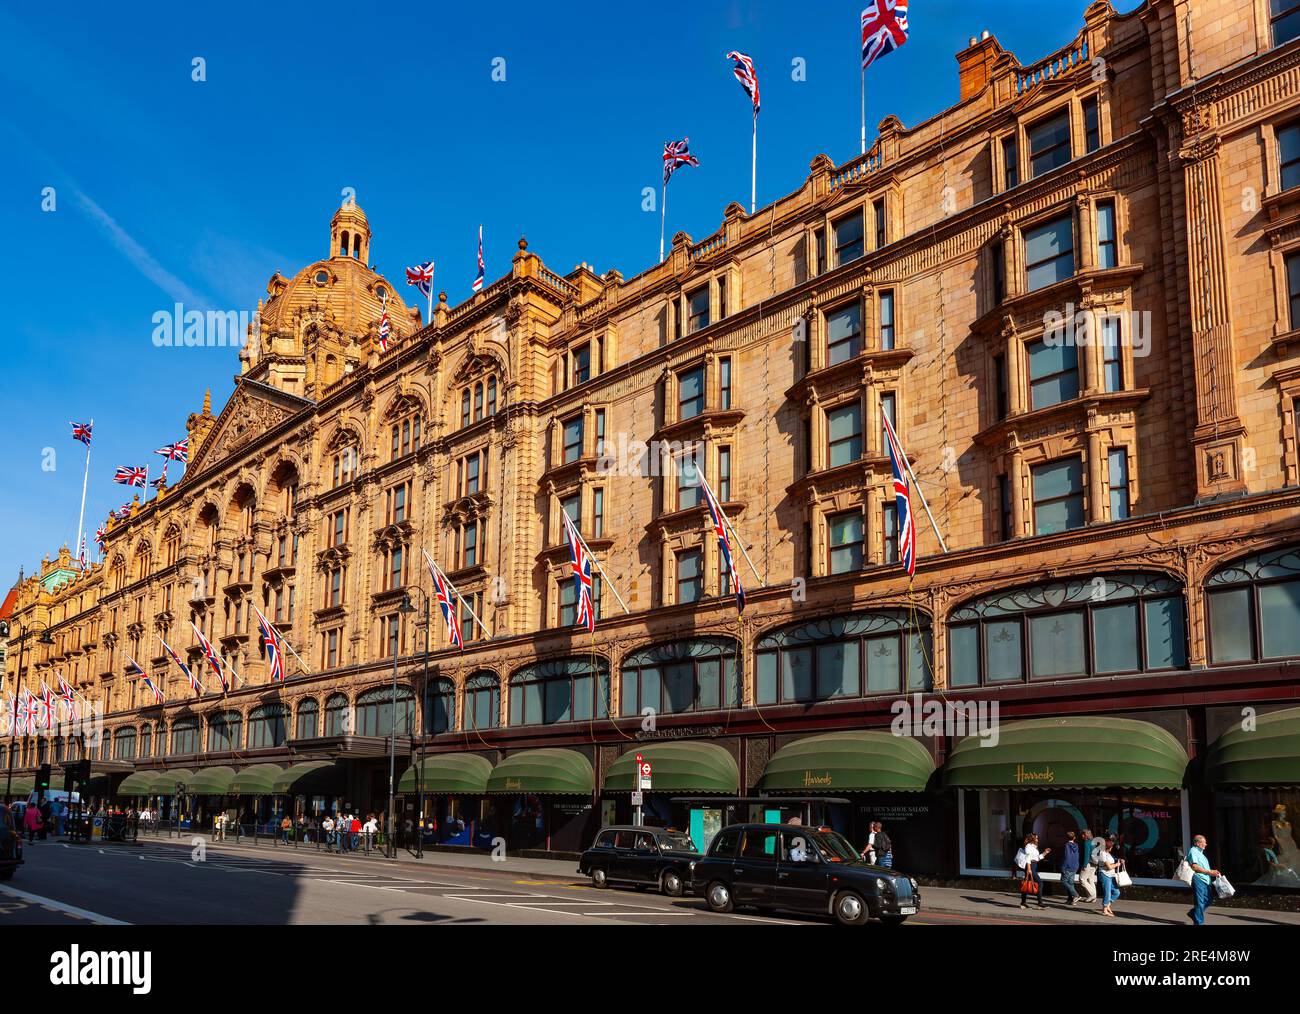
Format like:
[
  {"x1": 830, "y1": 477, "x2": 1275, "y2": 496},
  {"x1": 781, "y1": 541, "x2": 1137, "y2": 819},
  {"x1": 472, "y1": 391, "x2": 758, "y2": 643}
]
[
  {"x1": 1115, "y1": 869, "x2": 1133, "y2": 888},
  {"x1": 1020, "y1": 867, "x2": 1040, "y2": 895},
  {"x1": 1175, "y1": 859, "x2": 1194, "y2": 885},
  {"x1": 1213, "y1": 874, "x2": 1235, "y2": 899}
]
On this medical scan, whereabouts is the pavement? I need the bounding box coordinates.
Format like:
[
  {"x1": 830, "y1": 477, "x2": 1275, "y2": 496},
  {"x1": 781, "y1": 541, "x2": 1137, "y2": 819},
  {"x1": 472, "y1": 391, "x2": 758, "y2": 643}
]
[{"x1": 96, "y1": 831, "x2": 1300, "y2": 927}]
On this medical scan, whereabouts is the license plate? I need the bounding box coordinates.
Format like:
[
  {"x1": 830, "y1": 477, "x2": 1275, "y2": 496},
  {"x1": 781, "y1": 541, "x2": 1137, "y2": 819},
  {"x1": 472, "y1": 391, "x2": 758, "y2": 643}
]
[{"x1": 899, "y1": 906, "x2": 916, "y2": 915}]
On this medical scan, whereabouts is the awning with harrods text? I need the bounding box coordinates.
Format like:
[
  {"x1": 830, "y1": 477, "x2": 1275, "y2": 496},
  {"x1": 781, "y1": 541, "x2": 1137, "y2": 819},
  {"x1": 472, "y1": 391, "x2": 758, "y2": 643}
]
[
  {"x1": 182, "y1": 766, "x2": 238, "y2": 795},
  {"x1": 228, "y1": 764, "x2": 286, "y2": 796},
  {"x1": 485, "y1": 749, "x2": 595, "y2": 795},
  {"x1": 1206, "y1": 707, "x2": 1300, "y2": 788},
  {"x1": 604, "y1": 742, "x2": 739, "y2": 794},
  {"x1": 757, "y1": 731, "x2": 936, "y2": 793},
  {"x1": 144, "y1": 769, "x2": 196, "y2": 796},
  {"x1": 943, "y1": 717, "x2": 1188, "y2": 790},
  {"x1": 398, "y1": 754, "x2": 493, "y2": 794}
]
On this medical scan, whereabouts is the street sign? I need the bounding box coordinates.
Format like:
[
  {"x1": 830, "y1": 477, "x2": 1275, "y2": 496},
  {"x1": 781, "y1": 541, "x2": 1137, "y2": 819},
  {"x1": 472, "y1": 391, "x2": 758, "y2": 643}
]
[
  {"x1": 638, "y1": 758, "x2": 653, "y2": 791},
  {"x1": 631, "y1": 791, "x2": 644, "y2": 806}
]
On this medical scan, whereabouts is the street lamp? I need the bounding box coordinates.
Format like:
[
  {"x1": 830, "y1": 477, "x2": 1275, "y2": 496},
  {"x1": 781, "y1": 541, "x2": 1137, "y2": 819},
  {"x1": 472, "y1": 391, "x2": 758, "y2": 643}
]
[
  {"x1": 387, "y1": 594, "x2": 418, "y2": 859},
  {"x1": 3, "y1": 620, "x2": 53, "y2": 802}
]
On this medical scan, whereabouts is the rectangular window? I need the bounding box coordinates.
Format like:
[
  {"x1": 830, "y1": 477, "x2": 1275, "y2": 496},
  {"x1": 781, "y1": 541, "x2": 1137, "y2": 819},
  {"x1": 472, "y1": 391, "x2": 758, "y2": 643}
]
[
  {"x1": 1102, "y1": 316, "x2": 1123, "y2": 391},
  {"x1": 676, "y1": 453, "x2": 701, "y2": 510},
  {"x1": 991, "y1": 240, "x2": 1006, "y2": 305},
  {"x1": 1096, "y1": 201, "x2": 1117, "y2": 269},
  {"x1": 331, "y1": 510, "x2": 346, "y2": 547},
  {"x1": 560, "y1": 493, "x2": 580, "y2": 533},
  {"x1": 873, "y1": 198, "x2": 887, "y2": 249},
  {"x1": 717, "y1": 446, "x2": 732, "y2": 502},
  {"x1": 676, "y1": 548, "x2": 703, "y2": 604},
  {"x1": 1208, "y1": 587, "x2": 1252, "y2": 663},
  {"x1": 1282, "y1": 123, "x2": 1300, "y2": 192},
  {"x1": 1025, "y1": 214, "x2": 1075, "y2": 291},
  {"x1": 719, "y1": 357, "x2": 733, "y2": 409},
  {"x1": 1288, "y1": 252, "x2": 1300, "y2": 330},
  {"x1": 814, "y1": 228, "x2": 827, "y2": 275},
  {"x1": 594, "y1": 408, "x2": 606, "y2": 458},
  {"x1": 717, "y1": 275, "x2": 727, "y2": 318},
  {"x1": 1002, "y1": 136, "x2": 1019, "y2": 190},
  {"x1": 1083, "y1": 97, "x2": 1100, "y2": 152},
  {"x1": 1032, "y1": 457, "x2": 1085, "y2": 534},
  {"x1": 879, "y1": 391, "x2": 897, "y2": 453},
  {"x1": 464, "y1": 453, "x2": 481, "y2": 495},
  {"x1": 563, "y1": 416, "x2": 583, "y2": 463},
  {"x1": 392, "y1": 483, "x2": 407, "y2": 524},
  {"x1": 828, "y1": 511, "x2": 863, "y2": 574},
  {"x1": 1028, "y1": 110, "x2": 1071, "y2": 177},
  {"x1": 389, "y1": 546, "x2": 404, "y2": 590},
  {"x1": 1274, "y1": 0, "x2": 1300, "y2": 47},
  {"x1": 994, "y1": 354, "x2": 1009, "y2": 419},
  {"x1": 1028, "y1": 338, "x2": 1080, "y2": 409},
  {"x1": 461, "y1": 391, "x2": 471, "y2": 428},
  {"x1": 678, "y1": 365, "x2": 705, "y2": 420},
  {"x1": 879, "y1": 290, "x2": 895, "y2": 350},
  {"x1": 462, "y1": 521, "x2": 478, "y2": 568},
  {"x1": 825, "y1": 302, "x2": 862, "y2": 366},
  {"x1": 998, "y1": 473, "x2": 1013, "y2": 541},
  {"x1": 826, "y1": 402, "x2": 863, "y2": 468},
  {"x1": 833, "y1": 212, "x2": 864, "y2": 266},
  {"x1": 592, "y1": 487, "x2": 604, "y2": 538},
  {"x1": 1108, "y1": 447, "x2": 1130, "y2": 520},
  {"x1": 882, "y1": 503, "x2": 899, "y2": 565},
  {"x1": 1030, "y1": 610, "x2": 1087, "y2": 677},
  {"x1": 687, "y1": 286, "x2": 710, "y2": 334},
  {"x1": 571, "y1": 343, "x2": 591, "y2": 386}
]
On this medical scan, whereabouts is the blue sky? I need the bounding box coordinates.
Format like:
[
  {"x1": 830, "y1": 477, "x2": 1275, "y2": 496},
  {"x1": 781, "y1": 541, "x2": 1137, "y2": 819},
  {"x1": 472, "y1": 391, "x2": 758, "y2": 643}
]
[{"x1": 0, "y1": 0, "x2": 1141, "y2": 585}]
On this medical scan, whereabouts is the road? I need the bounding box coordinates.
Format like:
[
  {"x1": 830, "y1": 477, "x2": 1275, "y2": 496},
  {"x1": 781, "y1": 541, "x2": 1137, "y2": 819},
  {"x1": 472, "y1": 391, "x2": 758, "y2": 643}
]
[{"x1": 2, "y1": 838, "x2": 1041, "y2": 926}]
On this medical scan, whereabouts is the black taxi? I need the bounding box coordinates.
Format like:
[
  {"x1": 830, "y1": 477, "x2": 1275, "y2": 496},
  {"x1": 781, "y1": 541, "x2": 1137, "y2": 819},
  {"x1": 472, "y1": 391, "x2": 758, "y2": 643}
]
[
  {"x1": 577, "y1": 825, "x2": 702, "y2": 897},
  {"x1": 0, "y1": 805, "x2": 24, "y2": 881},
  {"x1": 691, "y1": 823, "x2": 920, "y2": 925}
]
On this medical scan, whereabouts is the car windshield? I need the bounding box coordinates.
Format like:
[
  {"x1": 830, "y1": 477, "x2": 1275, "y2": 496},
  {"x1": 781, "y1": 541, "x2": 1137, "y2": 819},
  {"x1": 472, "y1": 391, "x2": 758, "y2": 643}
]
[
  {"x1": 811, "y1": 830, "x2": 862, "y2": 864},
  {"x1": 660, "y1": 834, "x2": 696, "y2": 852}
]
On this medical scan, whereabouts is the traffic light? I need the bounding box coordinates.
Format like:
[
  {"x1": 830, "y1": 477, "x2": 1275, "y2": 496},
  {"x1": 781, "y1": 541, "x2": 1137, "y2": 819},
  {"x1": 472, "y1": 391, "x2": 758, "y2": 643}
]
[
  {"x1": 36, "y1": 763, "x2": 51, "y2": 798},
  {"x1": 63, "y1": 760, "x2": 90, "y2": 794}
]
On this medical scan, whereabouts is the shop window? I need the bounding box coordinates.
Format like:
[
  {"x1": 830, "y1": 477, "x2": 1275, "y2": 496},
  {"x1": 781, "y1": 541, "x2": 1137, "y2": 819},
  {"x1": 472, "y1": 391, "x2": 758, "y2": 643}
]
[
  {"x1": 355, "y1": 685, "x2": 415, "y2": 737},
  {"x1": 833, "y1": 211, "x2": 864, "y2": 266},
  {"x1": 207, "y1": 712, "x2": 242, "y2": 752},
  {"x1": 1274, "y1": 0, "x2": 1300, "y2": 47},
  {"x1": 509, "y1": 657, "x2": 610, "y2": 726},
  {"x1": 424, "y1": 677, "x2": 455, "y2": 735},
  {"x1": 947, "y1": 573, "x2": 1187, "y2": 687},
  {"x1": 1028, "y1": 110, "x2": 1071, "y2": 177},
  {"x1": 112, "y1": 728, "x2": 136, "y2": 760},
  {"x1": 828, "y1": 511, "x2": 863, "y2": 575},
  {"x1": 170, "y1": 718, "x2": 200, "y2": 755},
  {"x1": 1024, "y1": 214, "x2": 1075, "y2": 291},
  {"x1": 248, "y1": 704, "x2": 288, "y2": 749},
  {"x1": 1028, "y1": 337, "x2": 1079, "y2": 410},
  {"x1": 1032, "y1": 457, "x2": 1085, "y2": 534},
  {"x1": 294, "y1": 698, "x2": 319, "y2": 740},
  {"x1": 465, "y1": 672, "x2": 501, "y2": 730},
  {"x1": 755, "y1": 610, "x2": 932, "y2": 705},
  {"x1": 826, "y1": 402, "x2": 863, "y2": 468},
  {"x1": 620, "y1": 638, "x2": 740, "y2": 716},
  {"x1": 1206, "y1": 545, "x2": 1300, "y2": 665}
]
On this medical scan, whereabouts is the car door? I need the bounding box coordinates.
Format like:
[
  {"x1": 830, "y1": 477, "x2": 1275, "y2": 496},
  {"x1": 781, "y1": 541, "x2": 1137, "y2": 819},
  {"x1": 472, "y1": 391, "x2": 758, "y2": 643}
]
[
  {"x1": 732, "y1": 828, "x2": 779, "y2": 906},
  {"x1": 776, "y1": 830, "x2": 832, "y2": 913},
  {"x1": 611, "y1": 830, "x2": 641, "y2": 882},
  {"x1": 628, "y1": 832, "x2": 660, "y2": 884}
]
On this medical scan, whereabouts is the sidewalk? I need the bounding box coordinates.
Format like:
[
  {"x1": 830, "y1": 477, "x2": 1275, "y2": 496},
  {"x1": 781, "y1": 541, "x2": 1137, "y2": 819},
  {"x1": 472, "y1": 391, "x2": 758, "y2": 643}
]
[{"x1": 139, "y1": 834, "x2": 1300, "y2": 926}]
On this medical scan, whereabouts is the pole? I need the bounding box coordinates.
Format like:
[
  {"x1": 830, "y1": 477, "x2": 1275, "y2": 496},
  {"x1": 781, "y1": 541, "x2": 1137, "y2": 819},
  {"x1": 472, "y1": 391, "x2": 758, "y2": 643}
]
[
  {"x1": 4, "y1": 626, "x2": 29, "y2": 801},
  {"x1": 751, "y1": 110, "x2": 758, "y2": 215},
  {"x1": 556, "y1": 499, "x2": 631, "y2": 614},
  {"x1": 387, "y1": 627, "x2": 398, "y2": 859},
  {"x1": 898, "y1": 441, "x2": 950, "y2": 555},
  {"x1": 424, "y1": 552, "x2": 491, "y2": 639},
  {"x1": 659, "y1": 180, "x2": 668, "y2": 264},
  {"x1": 696, "y1": 472, "x2": 766, "y2": 586},
  {"x1": 427, "y1": 262, "x2": 435, "y2": 325},
  {"x1": 416, "y1": 593, "x2": 429, "y2": 859},
  {"x1": 74, "y1": 420, "x2": 92, "y2": 569},
  {"x1": 860, "y1": 64, "x2": 867, "y2": 155}
]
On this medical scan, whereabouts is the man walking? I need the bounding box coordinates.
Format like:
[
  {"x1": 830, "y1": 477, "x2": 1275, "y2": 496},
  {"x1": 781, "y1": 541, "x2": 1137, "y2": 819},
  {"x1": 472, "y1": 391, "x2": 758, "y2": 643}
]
[
  {"x1": 1077, "y1": 827, "x2": 1098, "y2": 903},
  {"x1": 1059, "y1": 830, "x2": 1080, "y2": 905},
  {"x1": 1186, "y1": 834, "x2": 1221, "y2": 926}
]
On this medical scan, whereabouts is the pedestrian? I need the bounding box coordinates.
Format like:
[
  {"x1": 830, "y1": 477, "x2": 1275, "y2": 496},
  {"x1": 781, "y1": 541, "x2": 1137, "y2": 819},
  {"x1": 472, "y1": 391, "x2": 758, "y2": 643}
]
[
  {"x1": 363, "y1": 814, "x2": 379, "y2": 851},
  {"x1": 1185, "y1": 834, "x2": 1221, "y2": 926},
  {"x1": 350, "y1": 814, "x2": 362, "y2": 852},
  {"x1": 1015, "y1": 832, "x2": 1051, "y2": 909},
  {"x1": 23, "y1": 802, "x2": 42, "y2": 844},
  {"x1": 38, "y1": 799, "x2": 52, "y2": 840},
  {"x1": 861, "y1": 824, "x2": 877, "y2": 865},
  {"x1": 873, "y1": 821, "x2": 893, "y2": 868},
  {"x1": 322, "y1": 814, "x2": 335, "y2": 852},
  {"x1": 1096, "y1": 832, "x2": 1125, "y2": 917},
  {"x1": 280, "y1": 814, "x2": 292, "y2": 844},
  {"x1": 1077, "y1": 827, "x2": 1098, "y2": 903},
  {"x1": 1058, "y1": 830, "x2": 1080, "y2": 906}
]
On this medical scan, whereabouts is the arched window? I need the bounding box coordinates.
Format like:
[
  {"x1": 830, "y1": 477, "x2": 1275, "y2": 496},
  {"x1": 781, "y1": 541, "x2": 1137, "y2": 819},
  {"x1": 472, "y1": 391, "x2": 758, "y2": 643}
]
[
  {"x1": 1206, "y1": 546, "x2": 1300, "y2": 664},
  {"x1": 163, "y1": 527, "x2": 182, "y2": 568},
  {"x1": 139, "y1": 724, "x2": 153, "y2": 759},
  {"x1": 621, "y1": 638, "x2": 740, "y2": 716},
  {"x1": 756, "y1": 610, "x2": 933, "y2": 704},
  {"x1": 509, "y1": 657, "x2": 610, "y2": 727},
  {"x1": 295, "y1": 698, "x2": 319, "y2": 740},
  {"x1": 424, "y1": 677, "x2": 455, "y2": 735},
  {"x1": 947, "y1": 572, "x2": 1186, "y2": 687},
  {"x1": 113, "y1": 727, "x2": 137, "y2": 760},
  {"x1": 207, "y1": 711, "x2": 243, "y2": 752},
  {"x1": 171, "y1": 717, "x2": 200, "y2": 755},
  {"x1": 324, "y1": 693, "x2": 350, "y2": 737},
  {"x1": 355, "y1": 685, "x2": 415, "y2": 737},
  {"x1": 248, "y1": 704, "x2": 289, "y2": 749},
  {"x1": 465, "y1": 672, "x2": 500, "y2": 730}
]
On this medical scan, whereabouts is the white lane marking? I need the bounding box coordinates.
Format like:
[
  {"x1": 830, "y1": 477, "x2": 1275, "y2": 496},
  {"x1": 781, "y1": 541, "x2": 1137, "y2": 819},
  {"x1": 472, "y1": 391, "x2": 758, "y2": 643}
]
[
  {"x1": 0, "y1": 884, "x2": 131, "y2": 925},
  {"x1": 587, "y1": 911, "x2": 698, "y2": 917},
  {"x1": 435, "y1": 896, "x2": 601, "y2": 919}
]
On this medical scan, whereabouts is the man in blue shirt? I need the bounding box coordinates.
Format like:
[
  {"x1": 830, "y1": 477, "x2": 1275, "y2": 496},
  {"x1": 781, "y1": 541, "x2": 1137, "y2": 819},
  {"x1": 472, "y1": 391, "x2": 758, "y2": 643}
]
[
  {"x1": 1186, "y1": 834, "x2": 1221, "y2": 926},
  {"x1": 1059, "y1": 830, "x2": 1081, "y2": 905}
]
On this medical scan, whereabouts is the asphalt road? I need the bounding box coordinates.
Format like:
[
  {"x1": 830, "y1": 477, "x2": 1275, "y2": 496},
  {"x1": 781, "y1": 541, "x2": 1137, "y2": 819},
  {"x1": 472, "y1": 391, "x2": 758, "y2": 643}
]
[{"x1": 1, "y1": 838, "x2": 1036, "y2": 926}]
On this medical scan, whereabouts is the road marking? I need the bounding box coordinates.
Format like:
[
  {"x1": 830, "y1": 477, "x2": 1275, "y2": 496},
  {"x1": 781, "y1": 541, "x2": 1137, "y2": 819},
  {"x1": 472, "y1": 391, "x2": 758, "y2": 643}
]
[
  {"x1": 589, "y1": 911, "x2": 698, "y2": 917},
  {"x1": 0, "y1": 885, "x2": 130, "y2": 925}
]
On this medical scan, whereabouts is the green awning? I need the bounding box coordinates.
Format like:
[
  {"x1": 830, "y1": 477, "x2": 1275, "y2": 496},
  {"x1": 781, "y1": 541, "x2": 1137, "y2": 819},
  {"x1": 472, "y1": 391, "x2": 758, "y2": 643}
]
[
  {"x1": 944, "y1": 717, "x2": 1188, "y2": 790},
  {"x1": 182, "y1": 766, "x2": 237, "y2": 795},
  {"x1": 3, "y1": 776, "x2": 34, "y2": 798},
  {"x1": 151, "y1": 769, "x2": 196, "y2": 796},
  {"x1": 116, "y1": 771, "x2": 156, "y2": 796},
  {"x1": 758, "y1": 731, "x2": 936, "y2": 793},
  {"x1": 398, "y1": 754, "x2": 492, "y2": 794},
  {"x1": 486, "y1": 749, "x2": 594, "y2": 795},
  {"x1": 604, "y1": 742, "x2": 739, "y2": 794},
  {"x1": 271, "y1": 761, "x2": 346, "y2": 796},
  {"x1": 1206, "y1": 707, "x2": 1300, "y2": 788},
  {"x1": 228, "y1": 764, "x2": 286, "y2": 796}
]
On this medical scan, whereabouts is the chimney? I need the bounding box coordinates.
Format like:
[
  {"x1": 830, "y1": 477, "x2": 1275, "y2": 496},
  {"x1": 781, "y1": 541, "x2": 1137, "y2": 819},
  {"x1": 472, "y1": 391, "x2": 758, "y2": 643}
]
[{"x1": 957, "y1": 31, "x2": 1003, "y2": 103}]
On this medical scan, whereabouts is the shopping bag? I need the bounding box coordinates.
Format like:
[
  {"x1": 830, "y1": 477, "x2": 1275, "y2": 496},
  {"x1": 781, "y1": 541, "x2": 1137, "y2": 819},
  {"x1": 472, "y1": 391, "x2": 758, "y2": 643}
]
[
  {"x1": 1213, "y1": 875, "x2": 1235, "y2": 899},
  {"x1": 1020, "y1": 871, "x2": 1039, "y2": 895},
  {"x1": 1175, "y1": 859, "x2": 1194, "y2": 885},
  {"x1": 1115, "y1": 869, "x2": 1133, "y2": 888}
]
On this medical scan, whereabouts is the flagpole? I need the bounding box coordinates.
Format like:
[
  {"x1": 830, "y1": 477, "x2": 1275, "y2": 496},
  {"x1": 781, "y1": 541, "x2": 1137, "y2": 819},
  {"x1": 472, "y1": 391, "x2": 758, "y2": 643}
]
[
  {"x1": 427, "y1": 263, "x2": 435, "y2": 324},
  {"x1": 751, "y1": 109, "x2": 758, "y2": 214},
  {"x1": 555, "y1": 496, "x2": 631, "y2": 615},
  {"x1": 696, "y1": 471, "x2": 766, "y2": 586},
  {"x1": 659, "y1": 178, "x2": 668, "y2": 264},
  {"x1": 75, "y1": 419, "x2": 92, "y2": 569},
  {"x1": 423, "y1": 550, "x2": 491, "y2": 640},
  {"x1": 861, "y1": 63, "x2": 867, "y2": 155},
  {"x1": 889, "y1": 421, "x2": 951, "y2": 555}
]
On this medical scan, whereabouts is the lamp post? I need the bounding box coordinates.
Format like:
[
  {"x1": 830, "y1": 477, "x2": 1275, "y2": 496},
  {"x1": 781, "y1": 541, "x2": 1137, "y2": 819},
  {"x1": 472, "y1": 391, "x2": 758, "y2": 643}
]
[
  {"x1": 387, "y1": 595, "x2": 418, "y2": 859},
  {"x1": 406, "y1": 587, "x2": 431, "y2": 859},
  {"x1": 3, "y1": 620, "x2": 53, "y2": 802}
]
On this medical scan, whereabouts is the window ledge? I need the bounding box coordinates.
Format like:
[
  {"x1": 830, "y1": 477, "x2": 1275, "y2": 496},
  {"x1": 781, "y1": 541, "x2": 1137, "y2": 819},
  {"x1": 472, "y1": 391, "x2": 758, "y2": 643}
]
[
  {"x1": 1263, "y1": 186, "x2": 1300, "y2": 225},
  {"x1": 1270, "y1": 325, "x2": 1300, "y2": 357},
  {"x1": 786, "y1": 348, "x2": 915, "y2": 401},
  {"x1": 653, "y1": 408, "x2": 746, "y2": 444},
  {"x1": 974, "y1": 388, "x2": 1151, "y2": 447}
]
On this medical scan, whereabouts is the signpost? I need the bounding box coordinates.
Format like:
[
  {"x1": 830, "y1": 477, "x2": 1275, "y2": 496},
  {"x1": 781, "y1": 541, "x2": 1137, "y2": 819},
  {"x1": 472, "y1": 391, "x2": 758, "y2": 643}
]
[{"x1": 632, "y1": 754, "x2": 652, "y2": 827}]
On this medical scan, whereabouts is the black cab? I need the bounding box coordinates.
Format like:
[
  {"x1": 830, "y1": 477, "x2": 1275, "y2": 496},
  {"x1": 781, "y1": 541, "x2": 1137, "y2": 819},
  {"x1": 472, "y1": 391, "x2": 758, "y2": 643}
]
[
  {"x1": 0, "y1": 805, "x2": 24, "y2": 881},
  {"x1": 577, "y1": 825, "x2": 701, "y2": 897},
  {"x1": 691, "y1": 823, "x2": 920, "y2": 926}
]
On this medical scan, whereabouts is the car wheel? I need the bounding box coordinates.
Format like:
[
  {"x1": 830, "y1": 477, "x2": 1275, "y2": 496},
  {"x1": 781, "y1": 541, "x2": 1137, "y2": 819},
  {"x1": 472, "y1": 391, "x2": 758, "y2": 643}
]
[
  {"x1": 589, "y1": 867, "x2": 608, "y2": 889},
  {"x1": 705, "y1": 881, "x2": 734, "y2": 913},
  {"x1": 661, "y1": 869, "x2": 685, "y2": 897},
  {"x1": 880, "y1": 914, "x2": 908, "y2": 926},
  {"x1": 833, "y1": 890, "x2": 870, "y2": 927}
]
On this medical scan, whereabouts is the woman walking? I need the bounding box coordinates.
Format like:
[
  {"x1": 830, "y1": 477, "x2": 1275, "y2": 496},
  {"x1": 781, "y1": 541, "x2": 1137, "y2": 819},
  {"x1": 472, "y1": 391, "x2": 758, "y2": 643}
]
[
  {"x1": 1096, "y1": 832, "x2": 1126, "y2": 917},
  {"x1": 1016, "y1": 833, "x2": 1050, "y2": 909}
]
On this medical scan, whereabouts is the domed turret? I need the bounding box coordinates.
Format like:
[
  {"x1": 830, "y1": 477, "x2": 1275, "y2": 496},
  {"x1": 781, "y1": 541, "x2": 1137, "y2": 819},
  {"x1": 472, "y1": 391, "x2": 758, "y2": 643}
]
[{"x1": 331, "y1": 200, "x2": 371, "y2": 263}]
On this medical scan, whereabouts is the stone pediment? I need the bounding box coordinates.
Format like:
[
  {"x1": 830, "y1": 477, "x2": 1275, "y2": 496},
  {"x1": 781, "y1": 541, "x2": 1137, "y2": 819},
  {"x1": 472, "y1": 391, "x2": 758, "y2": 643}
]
[{"x1": 187, "y1": 379, "x2": 313, "y2": 477}]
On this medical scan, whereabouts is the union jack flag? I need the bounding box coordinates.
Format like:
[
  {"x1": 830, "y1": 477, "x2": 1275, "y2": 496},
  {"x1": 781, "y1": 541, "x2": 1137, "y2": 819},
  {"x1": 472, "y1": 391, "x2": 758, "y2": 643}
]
[
  {"x1": 727, "y1": 51, "x2": 760, "y2": 115},
  {"x1": 160, "y1": 635, "x2": 202, "y2": 694},
  {"x1": 78, "y1": 534, "x2": 87, "y2": 569},
  {"x1": 155, "y1": 438, "x2": 188, "y2": 462},
  {"x1": 191, "y1": 621, "x2": 230, "y2": 692},
  {"x1": 113, "y1": 504, "x2": 133, "y2": 521},
  {"x1": 472, "y1": 225, "x2": 485, "y2": 293},
  {"x1": 114, "y1": 465, "x2": 147, "y2": 487},
  {"x1": 70, "y1": 421, "x2": 93, "y2": 445},
  {"x1": 424, "y1": 551, "x2": 463, "y2": 650},
  {"x1": 663, "y1": 138, "x2": 701, "y2": 185},
  {"x1": 94, "y1": 525, "x2": 106, "y2": 547},
  {"x1": 57, "y1": 677, "x2": 79, "y2": 725},
  {"x1": 39, "y1": 682, "x2": 57, "y2": 731},
  {"x1": 378, "y1": 306, "x2": 391, "y2": 351},
  {"x1": 701, "y1": 476, "x2": 746, "y2": 612},
  {"x1": 139, "y1": 674, "x2": 165, "y2": 704},
  {"x1": 560, "y1": 510, "x2": 596, "y2": 632},
  {"x1": 1, "y1": 694, "x2": 13, "y2": 737},
  {"x1": 15, "y1": 692, "x2": 32, "y2": 736},
  {"x1": 254, "y1": 606, "x2": 287, "y2": 683},
  {"x1": 882, "y1": 409, "x2": 916, "y2": 577},
  {"x1": 861, "y1": 0, "x2": 909, "y2": 71},
  {"x1": 405, "y1": 261, "x2": 435, "y2": 299},
  {"x1": 150, "y1": 465, "x2": 169, "y2": 491}
]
